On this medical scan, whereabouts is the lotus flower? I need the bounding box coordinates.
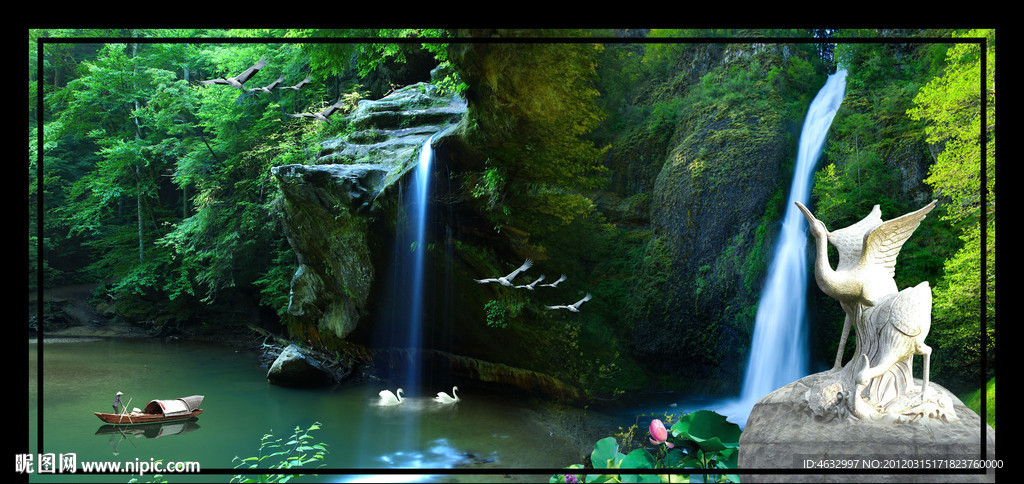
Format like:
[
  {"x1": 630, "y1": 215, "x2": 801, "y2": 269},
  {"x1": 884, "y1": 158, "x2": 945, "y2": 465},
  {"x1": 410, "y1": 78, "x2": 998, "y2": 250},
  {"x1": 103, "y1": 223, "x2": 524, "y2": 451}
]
[{"x1": 649, "y1": 418, "x2": 674, "y2": 448}]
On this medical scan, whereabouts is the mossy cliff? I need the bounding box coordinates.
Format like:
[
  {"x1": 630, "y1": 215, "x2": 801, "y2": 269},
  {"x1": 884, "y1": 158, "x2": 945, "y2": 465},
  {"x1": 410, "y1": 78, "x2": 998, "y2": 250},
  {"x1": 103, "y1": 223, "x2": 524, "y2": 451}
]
[
  {"x1": 610, "y1": 43, "x2": 830, "y2": 395},
  {"x1": 272, "y1": 83, "x2": 465, "y2": 342}
]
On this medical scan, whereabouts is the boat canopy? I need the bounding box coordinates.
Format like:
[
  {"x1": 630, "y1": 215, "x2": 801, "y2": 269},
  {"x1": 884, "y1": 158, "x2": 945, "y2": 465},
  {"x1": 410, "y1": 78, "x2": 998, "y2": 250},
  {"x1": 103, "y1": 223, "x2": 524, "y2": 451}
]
[{"x1": 143, "y1": 395, "x2": 204, "y2": 417}]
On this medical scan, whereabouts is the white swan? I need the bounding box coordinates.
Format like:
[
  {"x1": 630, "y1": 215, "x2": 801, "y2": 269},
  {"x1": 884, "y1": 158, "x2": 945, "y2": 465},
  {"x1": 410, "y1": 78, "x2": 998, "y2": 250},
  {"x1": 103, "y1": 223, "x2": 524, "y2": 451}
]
[
  {"x1": 514, "y1": 274, "x2": 545, "y2": 290},
  {"x1": 378, "y1": 388, "x2": 405, "y2": 406},
  {"x1": 474, "y1": 259, "x2": 533, "y2": 286},
  {"x1": 538, "y1": 274, "x2": 567, "y2": 288},
  {"x1": 547, "y1": 293, "x2": 592, "y2": 312},
  {"x1": 434, "y1": 386, "x2": 460, "y2": 404}
]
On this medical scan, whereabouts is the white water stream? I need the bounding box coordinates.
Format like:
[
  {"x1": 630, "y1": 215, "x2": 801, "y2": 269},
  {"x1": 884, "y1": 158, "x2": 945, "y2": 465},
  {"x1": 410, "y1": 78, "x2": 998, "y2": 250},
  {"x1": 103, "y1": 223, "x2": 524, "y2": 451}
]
[{"x1": 718, "y1": 69, "x2": 848, "y2": 427}]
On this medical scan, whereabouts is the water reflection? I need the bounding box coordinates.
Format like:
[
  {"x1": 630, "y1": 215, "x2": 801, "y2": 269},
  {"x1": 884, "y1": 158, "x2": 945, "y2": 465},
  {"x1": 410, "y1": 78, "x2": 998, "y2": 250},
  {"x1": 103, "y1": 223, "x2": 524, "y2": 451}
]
[
  {"x1": 94, "y1": 419, "x2": 201, "y2": 455},
  {"x1": 340, "y1": 438, "x2": 496, "y2": 483},
  {"x1": 31, "y1": 339, "x2": 587, "y2": 474}
]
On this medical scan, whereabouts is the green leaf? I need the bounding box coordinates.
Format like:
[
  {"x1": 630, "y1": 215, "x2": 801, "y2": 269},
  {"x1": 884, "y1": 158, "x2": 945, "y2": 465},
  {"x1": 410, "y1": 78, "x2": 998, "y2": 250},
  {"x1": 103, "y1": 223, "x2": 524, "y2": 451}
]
[
  {"x1": 669, "y1": 410, "x2": 741, "y2": 454},
  {"x1": 619, "y1": 448, "x2": 656, "y2": 469},
  {"x1": 663, "y1": 448, "x2": 687, "y2": 468},
  {"x1": 590, "y1": 437, "x2": 624, "y2": 469}
]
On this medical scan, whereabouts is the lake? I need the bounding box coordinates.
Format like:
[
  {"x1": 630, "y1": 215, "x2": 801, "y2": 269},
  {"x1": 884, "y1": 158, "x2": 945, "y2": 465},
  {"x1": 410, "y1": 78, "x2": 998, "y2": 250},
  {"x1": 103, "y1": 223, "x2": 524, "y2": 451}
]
[{"x1": 27, "y1": 338, "x2": 617, "y2": 482}]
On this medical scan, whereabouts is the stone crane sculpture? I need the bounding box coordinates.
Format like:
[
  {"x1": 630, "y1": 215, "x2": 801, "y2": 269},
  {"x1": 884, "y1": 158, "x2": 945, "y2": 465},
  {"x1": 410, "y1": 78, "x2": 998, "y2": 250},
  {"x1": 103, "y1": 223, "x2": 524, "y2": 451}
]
[{"x1": 796, "y1": 200, "x2": 958, "y2": 423}]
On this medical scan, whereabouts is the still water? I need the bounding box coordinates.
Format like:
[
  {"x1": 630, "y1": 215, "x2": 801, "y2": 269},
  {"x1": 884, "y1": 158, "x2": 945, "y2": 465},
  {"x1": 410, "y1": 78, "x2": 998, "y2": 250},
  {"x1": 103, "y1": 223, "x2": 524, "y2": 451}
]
[{"x1": 27, "y1": 338, "x2": 593, "y2": 482}]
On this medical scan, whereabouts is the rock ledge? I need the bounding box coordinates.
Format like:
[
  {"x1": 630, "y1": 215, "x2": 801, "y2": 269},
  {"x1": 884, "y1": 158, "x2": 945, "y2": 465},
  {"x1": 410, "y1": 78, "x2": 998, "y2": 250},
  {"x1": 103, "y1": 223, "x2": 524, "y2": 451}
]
[{"x1": 738, "y1": 371, "x2": 997, "y2": 483}]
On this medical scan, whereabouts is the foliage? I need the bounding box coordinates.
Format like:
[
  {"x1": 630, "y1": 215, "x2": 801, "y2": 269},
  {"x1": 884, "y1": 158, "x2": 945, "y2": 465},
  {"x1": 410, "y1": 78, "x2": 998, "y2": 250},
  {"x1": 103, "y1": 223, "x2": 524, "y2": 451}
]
[
  {"x1": 907, "y1": 30, "x2": 995, "y2": 390},
  {"x1": 552, "y1": 410, "x2": 741, "y2": 483},
  {"x1": 907, "y1": 31, "x2": 994, "y2": 223},
  {"x1": 31, "y1": 30, "x2": 396, "y2": 327},
  {"x1": 231, "y1": 422, "x2": 328, "y2": 483},
  {"x1": 483, "y1": 295, "x2": 524, "y2": 329},
  {"x1": 959, "y1": 377, "x2": 995, "y2": 429},
  {"x1": 806, "y1": 31, "x2": 994, "y2": 388},
  {"x1": 458, "y1": 40, "x2": 609, "y2": 242}
]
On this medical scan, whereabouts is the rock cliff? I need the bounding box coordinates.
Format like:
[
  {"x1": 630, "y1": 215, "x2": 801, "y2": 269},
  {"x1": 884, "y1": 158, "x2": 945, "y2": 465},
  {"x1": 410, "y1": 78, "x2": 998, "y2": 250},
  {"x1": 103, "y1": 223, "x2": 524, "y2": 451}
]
[
  {"x1": 616, "y1": 43, "x2": 822, "y2": 394},
  {"x1": 272, "y1": 83, "x2": 465, "y2": 341}
]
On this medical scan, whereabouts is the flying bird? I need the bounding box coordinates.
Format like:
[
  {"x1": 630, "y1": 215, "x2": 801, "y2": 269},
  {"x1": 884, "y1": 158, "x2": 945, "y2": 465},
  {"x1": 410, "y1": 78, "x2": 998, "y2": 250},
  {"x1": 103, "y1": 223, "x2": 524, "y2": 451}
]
[
  {"x1": 434, "y1": 386, "x2": 460, "y2": 404},
  {"x1": 247, "y1": 75, "x2": 285, "y2": 94},
  {"x1": 538, "y1": 274, "x2": 567, "y2": 288},
  {"x1": 199, "y1": 58, "x2": 268, "y2": 90},
  {"x1": 474, "y1": 259, "x2": 533, "y2": 287},
  {"x1": 278, "y1": 75, "x2": 312, "y2": 91},
  {"x1": 547, "y1": 293, "x2": 593, "y2": 312},
  {"x1": 514, "y1": 275, "x2": 546, "y2": 290},
  {"x1": 287, "y1": 100, "x2": 347, "y2": 122}
]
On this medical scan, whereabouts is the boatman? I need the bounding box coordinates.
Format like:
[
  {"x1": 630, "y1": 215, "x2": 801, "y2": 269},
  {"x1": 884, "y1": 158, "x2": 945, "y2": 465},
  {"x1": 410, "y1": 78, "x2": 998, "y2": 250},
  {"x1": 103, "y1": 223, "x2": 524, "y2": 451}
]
[{"x1": 112, "y1": 391, "x2": 124, "y2": 414}]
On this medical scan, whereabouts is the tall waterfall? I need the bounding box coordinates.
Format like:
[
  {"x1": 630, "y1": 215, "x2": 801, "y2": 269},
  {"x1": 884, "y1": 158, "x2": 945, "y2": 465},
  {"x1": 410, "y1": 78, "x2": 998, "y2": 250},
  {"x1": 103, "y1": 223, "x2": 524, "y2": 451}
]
[
  {"x1": 403, "y1": 135, "x2": 435, "y2": 393},
  {"x1": 379, "y1": 135, "x2": 436, "y2": 396},
  {"x1": 720, "y1": 69, "x2": 848, "y2": 426}
]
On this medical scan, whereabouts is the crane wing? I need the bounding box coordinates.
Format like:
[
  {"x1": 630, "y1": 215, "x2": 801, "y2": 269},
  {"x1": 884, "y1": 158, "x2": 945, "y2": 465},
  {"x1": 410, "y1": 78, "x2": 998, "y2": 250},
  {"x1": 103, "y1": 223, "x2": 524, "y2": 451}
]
[
  {"x1": 234, "y1": 58, "x2": 268, "y2": 84},
  {"x1": 828, "y1": 205, "x2": 883, "y2": 271},
  {"x1": 504, "y1": 259, "x2": 533, "y2": 281},
  {"x1": 859, "y1": 200, "x2": 937, "y2": 278}
]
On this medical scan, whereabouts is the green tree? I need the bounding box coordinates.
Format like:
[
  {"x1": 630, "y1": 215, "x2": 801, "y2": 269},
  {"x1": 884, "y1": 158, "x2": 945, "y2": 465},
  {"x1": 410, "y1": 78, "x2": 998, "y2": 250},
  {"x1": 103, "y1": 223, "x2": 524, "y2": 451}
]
[
  {"x1": 48, "y1": 40, "x2": 186, "y2": 298},
  {"x1": 906, "y1": 29, "x2": 995, "y2": 387}
]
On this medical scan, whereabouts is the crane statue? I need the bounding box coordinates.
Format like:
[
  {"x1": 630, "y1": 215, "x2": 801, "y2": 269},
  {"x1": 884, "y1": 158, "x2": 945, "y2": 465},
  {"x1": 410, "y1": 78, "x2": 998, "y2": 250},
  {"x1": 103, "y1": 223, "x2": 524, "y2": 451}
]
[{"x1": 796, "y1": 200, "x2": 958, "y2": 424}]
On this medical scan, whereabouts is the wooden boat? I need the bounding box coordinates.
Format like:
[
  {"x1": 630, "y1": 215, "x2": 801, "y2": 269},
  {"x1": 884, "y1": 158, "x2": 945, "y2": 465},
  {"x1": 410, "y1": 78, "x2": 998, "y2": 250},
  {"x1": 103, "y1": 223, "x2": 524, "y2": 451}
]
[{"x1": 94, "y1": 395, "x2": 204, "y2": 425}]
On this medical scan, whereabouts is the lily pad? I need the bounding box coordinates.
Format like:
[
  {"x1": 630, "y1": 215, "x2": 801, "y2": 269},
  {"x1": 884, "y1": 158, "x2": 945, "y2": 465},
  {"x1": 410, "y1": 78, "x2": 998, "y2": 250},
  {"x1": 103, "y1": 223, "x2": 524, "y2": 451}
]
[{"x1": 669, "y1": 410, "x2": 741, "y2": 453}]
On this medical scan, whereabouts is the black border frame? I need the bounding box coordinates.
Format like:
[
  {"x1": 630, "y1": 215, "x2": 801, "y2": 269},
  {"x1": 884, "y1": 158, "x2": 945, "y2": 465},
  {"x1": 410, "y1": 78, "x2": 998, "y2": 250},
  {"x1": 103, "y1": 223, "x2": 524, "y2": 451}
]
[{"x1": 26, "y1": 28, "x2": 997, "y2": 481}]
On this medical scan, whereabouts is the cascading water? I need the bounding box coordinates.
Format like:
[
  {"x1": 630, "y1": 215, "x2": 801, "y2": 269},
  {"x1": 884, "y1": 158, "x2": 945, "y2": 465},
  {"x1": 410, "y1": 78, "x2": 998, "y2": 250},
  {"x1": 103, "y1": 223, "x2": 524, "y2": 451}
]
[
  {"x1": 718, "y1": 69, "x2": 848, "y2": 427},
  {"x1": 396, "y1": 135, "x2": 436, "y2": 395},
  {"x1": 358, "y1": 134, "x2": 437, "y2": 467}
]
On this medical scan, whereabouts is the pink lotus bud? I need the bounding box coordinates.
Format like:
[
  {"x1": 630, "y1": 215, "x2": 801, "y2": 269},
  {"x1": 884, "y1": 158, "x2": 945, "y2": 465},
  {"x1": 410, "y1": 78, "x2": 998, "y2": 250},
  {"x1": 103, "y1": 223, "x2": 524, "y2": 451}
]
[{"x1": 648, "y1": 418, "x2": 674, "y2": 448}]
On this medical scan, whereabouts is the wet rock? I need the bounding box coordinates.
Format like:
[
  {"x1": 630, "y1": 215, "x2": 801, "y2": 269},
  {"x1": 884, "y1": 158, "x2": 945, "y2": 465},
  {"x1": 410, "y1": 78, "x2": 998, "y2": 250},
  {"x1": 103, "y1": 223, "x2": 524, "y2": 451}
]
[
  {"x1": 739, "y1": 372, "x2": 997, "y2": 482},
  {"x1": 266, "y1": 344, "x2": 334, "y2": 387}
]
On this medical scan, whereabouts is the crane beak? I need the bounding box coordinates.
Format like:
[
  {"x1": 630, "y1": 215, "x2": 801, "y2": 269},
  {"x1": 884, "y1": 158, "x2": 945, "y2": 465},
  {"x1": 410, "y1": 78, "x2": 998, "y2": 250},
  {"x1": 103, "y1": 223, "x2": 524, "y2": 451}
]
[
  {"x1": 795, "y1": 202, "x2": 828, "y2": 236},
  {"x1": 795, "y1": 201, "x2": 816, "y2": 225}
]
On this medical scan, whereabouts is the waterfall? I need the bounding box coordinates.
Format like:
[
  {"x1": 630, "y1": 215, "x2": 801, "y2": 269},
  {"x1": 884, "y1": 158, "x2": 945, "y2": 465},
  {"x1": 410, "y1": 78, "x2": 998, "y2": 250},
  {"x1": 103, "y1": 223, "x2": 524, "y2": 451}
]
[
  {"x1": 402, "y1": 135, "x2": 435, "y2": 394},
  {"x1": 378, "y1": 135, "x2": 436, "y2": 396},
  {"x1": 719, "y1": 69, "x2": 847, "y2": 427}
]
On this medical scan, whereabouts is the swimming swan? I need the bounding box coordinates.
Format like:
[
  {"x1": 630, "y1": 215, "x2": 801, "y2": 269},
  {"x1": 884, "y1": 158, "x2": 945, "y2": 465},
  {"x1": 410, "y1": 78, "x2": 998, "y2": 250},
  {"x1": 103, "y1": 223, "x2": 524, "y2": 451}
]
[
  {"x1": 434, "y1": 386, "x2": 460, "y2": 404},
  {"x1": 378, "y1": 388, "x2": 405, "y2": 406}
]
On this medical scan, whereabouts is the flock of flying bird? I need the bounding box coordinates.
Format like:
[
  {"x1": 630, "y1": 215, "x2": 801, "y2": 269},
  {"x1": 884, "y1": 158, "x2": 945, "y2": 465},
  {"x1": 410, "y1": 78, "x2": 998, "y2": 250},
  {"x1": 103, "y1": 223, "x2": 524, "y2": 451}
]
[
  {"x1": 474, "y1": 258, "x2": 593, "y2": 312},
  {"x1": 199, "y1": 57, "x2": 346, "y2": 121}
]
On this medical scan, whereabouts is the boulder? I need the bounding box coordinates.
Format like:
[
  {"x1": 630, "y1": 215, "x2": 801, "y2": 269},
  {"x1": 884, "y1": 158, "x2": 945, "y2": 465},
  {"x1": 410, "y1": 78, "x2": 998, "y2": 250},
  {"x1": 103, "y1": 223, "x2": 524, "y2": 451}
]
[
  {"x1": 738, "y1": 371, "x2": 998, "y2": 482},
  {"x1": 266, "y1": 344, "x2": 334, "y2": 387}
]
